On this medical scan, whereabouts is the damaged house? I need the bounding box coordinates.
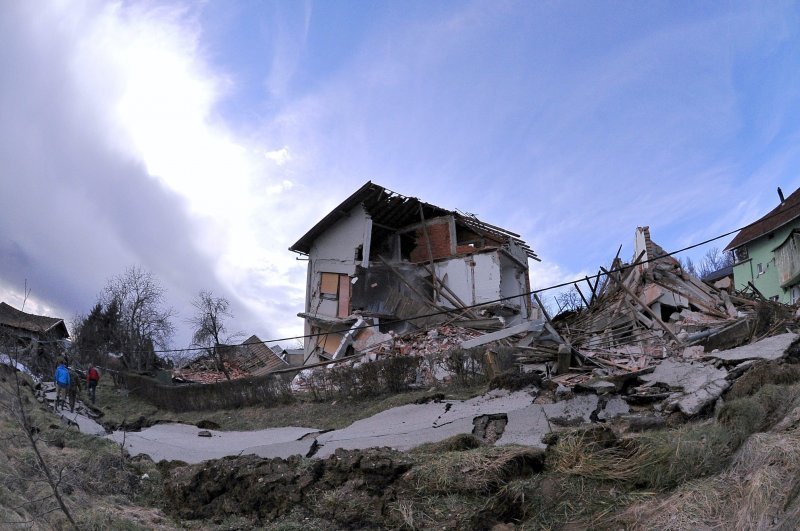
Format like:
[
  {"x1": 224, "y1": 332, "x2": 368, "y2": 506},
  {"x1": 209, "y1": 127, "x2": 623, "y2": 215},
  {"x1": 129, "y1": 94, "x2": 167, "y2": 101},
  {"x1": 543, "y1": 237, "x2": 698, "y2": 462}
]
[
  {"x1": 289, "y1": 181, "x2": 539, "y2": 363},
  {"x1": 0, "y1": 301, "x2": 69, "y2": 374}
]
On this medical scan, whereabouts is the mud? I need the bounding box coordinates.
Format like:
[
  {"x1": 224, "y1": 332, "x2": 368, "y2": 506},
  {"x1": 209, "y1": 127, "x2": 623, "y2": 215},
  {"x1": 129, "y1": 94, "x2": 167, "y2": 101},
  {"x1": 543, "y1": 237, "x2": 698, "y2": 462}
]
[{"x1": 164, "y1": 447, "x2": 414, "y2": 524}]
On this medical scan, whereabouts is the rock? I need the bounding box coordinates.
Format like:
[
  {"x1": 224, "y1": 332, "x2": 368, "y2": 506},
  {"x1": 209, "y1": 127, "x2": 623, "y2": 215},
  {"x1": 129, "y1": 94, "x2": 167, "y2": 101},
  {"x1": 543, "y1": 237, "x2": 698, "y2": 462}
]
[
  {"x1": 554, "y1": 384, "x2": 573, "y2": 401},
  {"x1": 597, "y1": 396, "x2": 629, "y2": 420},
  {"x1": 197, "y1": 430, "x2": 212, "y2": 438},
  {"x1": 574, "y1": 379, "x2": 616, "y2": 395}
]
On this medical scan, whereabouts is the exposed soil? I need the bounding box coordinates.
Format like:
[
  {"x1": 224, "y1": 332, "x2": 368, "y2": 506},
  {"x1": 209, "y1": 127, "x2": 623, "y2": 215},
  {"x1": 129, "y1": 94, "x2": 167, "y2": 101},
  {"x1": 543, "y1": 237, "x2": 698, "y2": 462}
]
[{"x1": 164, "y1": 447, "x2": 414, "y2": 525}]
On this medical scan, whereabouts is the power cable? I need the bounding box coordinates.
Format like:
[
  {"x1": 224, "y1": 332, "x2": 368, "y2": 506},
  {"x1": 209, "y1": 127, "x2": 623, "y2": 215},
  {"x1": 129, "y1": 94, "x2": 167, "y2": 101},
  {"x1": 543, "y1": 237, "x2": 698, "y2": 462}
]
[{"x1": 130, "y1": 201, "x2": 795, "y2": 355}]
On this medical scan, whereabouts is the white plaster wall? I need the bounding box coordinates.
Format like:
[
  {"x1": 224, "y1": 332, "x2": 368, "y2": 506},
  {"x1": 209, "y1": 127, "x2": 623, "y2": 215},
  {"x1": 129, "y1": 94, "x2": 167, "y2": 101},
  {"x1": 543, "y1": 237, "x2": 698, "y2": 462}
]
[
  {"x1": 504, "y1": 240, "x2": 529, "y2": 267},
  {"x1": 435, "y1": 252, "x2": 502, "y2": 306},
  {"x1": 309, "y1": 204, "x2": 370, "y2": 267},
  {"x1": 499, "y1": 253, "x2": 528, "y2": 318},
  {"x1": 306, "y1": 204, "x2": 369, "y2": 320}
]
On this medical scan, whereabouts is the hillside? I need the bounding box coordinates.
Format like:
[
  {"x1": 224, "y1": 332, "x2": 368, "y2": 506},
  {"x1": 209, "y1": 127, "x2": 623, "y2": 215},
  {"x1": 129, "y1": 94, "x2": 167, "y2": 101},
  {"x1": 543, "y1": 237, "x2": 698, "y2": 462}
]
[{"x1": 4, "y1": 353, "x2": 800, "y2": 529}]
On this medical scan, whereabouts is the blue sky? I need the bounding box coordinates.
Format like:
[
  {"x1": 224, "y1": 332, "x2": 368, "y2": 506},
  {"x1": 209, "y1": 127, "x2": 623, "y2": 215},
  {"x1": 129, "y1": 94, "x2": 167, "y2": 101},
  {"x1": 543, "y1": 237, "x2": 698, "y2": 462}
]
[{"x1": 2, "y1": 0, "x2": 800, "y2": 347}]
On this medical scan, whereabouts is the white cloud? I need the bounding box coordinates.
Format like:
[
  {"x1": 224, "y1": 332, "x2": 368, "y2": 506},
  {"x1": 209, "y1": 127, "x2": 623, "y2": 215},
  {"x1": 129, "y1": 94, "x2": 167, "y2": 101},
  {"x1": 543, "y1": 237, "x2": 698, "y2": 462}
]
[{"x1": 264, "y1": 147, "x2": 292, "y2": 166}]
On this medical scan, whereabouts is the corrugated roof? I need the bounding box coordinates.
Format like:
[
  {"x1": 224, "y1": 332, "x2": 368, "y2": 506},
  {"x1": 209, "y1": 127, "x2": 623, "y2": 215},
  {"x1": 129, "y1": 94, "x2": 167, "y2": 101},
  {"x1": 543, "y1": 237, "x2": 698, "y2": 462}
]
[
  {"x1": 725, "y1": 187, "x2": 800, "y2": 251},
  {"x1": 0, "y1": 302, "x2": 69, "y2": 338},
  {"x1": 289, "y1": 181, "x2": 539, "y2": 261},
  {"x1": 240, "y1": 334, "x2": 289, "y2": 375}
]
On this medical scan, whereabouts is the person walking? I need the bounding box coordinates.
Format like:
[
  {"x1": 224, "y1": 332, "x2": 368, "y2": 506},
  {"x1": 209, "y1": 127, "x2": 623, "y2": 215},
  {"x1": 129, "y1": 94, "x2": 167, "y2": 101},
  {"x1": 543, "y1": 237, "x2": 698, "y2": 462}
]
[
  {"x1": 86, "y1": 365, "x2": 100, "y2": 405},
  {"x1": 54, "y1": 359, "x2": 70, "y2": 411},
  {"x1": 67, "y1": 367, "x2": 81, "y2": 412}
]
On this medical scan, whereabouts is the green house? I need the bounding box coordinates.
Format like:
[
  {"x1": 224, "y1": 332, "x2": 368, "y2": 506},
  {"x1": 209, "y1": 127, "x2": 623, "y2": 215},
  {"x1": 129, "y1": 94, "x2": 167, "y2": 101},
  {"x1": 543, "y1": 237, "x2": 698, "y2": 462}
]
[{"x1": 725, "y1": 187, "x2": 800, "y2": 303}]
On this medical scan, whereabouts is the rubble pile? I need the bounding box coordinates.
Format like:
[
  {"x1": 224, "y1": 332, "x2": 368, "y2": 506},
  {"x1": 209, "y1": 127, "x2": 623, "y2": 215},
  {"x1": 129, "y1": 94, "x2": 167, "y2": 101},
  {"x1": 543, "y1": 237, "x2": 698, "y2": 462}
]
[
  {"x1": 363, "y1": 324, "x2": 483, "y2": 358},
  {"x1": 173, "y1": 359, "x2": 250, "y2": 384},
  {"x1": 498, "y1": 227, "x2": 796, "y2": 380}
]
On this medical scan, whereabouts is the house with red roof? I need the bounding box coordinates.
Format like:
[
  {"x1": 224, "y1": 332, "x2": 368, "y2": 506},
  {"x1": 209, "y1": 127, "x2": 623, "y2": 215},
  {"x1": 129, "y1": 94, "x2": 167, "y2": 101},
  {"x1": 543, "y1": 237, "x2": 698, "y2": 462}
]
[{"x1": 724, "y1": 187, "x2": 800, "y2": 303}]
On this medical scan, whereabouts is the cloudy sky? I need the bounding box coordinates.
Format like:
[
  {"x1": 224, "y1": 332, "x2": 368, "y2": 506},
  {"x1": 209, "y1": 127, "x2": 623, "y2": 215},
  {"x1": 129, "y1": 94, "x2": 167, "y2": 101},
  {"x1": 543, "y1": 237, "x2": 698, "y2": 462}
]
[{"x1": 2, "y1": 1, "x2": 800, "y2": 348}]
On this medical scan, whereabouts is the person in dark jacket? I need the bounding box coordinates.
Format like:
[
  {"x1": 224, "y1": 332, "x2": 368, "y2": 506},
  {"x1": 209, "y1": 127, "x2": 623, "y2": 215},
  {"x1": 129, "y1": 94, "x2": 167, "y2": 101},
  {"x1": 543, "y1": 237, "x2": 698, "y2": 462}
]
[
  {"x1": 54, "y1": 360, "x2": 70, "y2": 411},
  {"x1": 67, "y1": 367, "x2": 81, "y2": 412}
]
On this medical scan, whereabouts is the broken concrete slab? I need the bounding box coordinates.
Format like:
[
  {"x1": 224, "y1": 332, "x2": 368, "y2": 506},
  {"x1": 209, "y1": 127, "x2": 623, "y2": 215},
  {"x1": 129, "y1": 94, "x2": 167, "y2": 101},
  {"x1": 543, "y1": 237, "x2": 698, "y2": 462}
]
[
  {"x1": 313, "y1": 389, "x2": 536, "y2": 457},
  {"x1": 706, "y1": 332, "x2": 798, "y2": 363},
  {"x1": 701, "y1": 319, "x2": 753, "y2": 352},
  {"x1": 460, "y1": 320, "x2": 544, "y2": 349},
  {"x1": 640, "y1": 359, "x2": 728, "y2": 416},
  {"x1": 574, "y1": 379, "x2": 617, "y2": 395},
  {"x1": 597, "y1": 396, "x2": 630, "y2": 420},
  {"x1": 497, "y1": 394, "x2": 600, "y2": 448}
]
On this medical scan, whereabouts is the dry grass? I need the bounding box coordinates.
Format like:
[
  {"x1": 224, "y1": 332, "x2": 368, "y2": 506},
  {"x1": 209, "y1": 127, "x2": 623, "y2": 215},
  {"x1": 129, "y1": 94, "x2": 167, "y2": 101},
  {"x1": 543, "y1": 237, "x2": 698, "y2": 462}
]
[
  {"x1": 0, "y1": 369, "x2": 176, "y2": 530},
  {"x1": 405, "y1": 445, "x2": 544, "y2": 495},
  {"x1": 548, "y1": 383, "x2": 800, "y2": 493},
  {"x1": 606, "y1": 414, "x2": 800, "y2": 530}
]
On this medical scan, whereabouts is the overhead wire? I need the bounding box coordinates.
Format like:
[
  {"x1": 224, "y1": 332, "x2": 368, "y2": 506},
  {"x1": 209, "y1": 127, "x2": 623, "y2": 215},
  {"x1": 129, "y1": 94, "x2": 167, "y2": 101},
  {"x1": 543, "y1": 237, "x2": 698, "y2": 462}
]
[{"x1": 134, "y1": 201, "x2": 792, "y2": 355}]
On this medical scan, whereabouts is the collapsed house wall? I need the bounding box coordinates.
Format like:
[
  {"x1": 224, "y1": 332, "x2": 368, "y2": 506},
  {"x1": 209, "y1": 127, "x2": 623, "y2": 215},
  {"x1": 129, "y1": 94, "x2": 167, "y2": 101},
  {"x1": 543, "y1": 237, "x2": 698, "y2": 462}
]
[{"x1": 290, "y1": 182, "x2": 538, "y2": 363}]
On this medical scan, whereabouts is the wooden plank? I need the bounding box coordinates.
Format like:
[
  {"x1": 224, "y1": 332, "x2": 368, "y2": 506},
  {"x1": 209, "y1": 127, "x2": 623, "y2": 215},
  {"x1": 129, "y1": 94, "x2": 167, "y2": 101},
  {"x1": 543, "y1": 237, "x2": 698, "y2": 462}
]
[
  {"x1": 418, "y1": 204, "x2": 440, "y2": 300},
  {"x1": 376, "y1": 256, "x2": 449, "y2": 314},
  {"x1": 600, "y1": 267, "x2": 681, "y2": 343},
  {"x1": 320, "y1": 272, "x2": 339, "y2": 295},
  {"x1": 460, "y1": 320, "x2": 544, "y2": 349},
  {"x1": 574, "y1": 283, "x2": 590, "y2": 308},
  {"x1": 337, "y1": 275, "x2": 351, "y2": 318}
]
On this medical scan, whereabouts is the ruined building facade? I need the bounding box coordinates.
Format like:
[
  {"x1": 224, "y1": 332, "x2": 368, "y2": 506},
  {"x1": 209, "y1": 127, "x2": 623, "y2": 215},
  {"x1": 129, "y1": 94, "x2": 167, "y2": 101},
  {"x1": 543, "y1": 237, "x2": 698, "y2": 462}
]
[{"x1": 289, "y1": 182, "x2": 538, "y2": 363}]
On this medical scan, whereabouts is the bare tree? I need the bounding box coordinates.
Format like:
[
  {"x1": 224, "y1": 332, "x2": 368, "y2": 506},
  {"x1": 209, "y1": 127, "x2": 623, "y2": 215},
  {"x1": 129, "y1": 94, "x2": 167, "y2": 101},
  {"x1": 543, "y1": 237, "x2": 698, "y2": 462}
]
[
  {"x1": 679, "y1": 256, "x2": 699, "y2": 277},
  {"x1": 554, "y1": 286, "x2": 584, "y2": 313},
  {"x1": 102, "y1": 266, "x2": 175, "y2": 371},
  {"x1": 188, "y1": 290, "x2": 237, "y2": 380},
  {"x1": 699, "y1": 247, "x2": 735, "y2": 279}
]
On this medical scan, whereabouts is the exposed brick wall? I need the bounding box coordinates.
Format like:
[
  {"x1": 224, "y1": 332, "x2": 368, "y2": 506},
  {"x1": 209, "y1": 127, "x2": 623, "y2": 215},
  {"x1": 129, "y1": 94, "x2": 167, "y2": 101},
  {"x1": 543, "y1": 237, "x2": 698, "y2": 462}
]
[{"x1": 410, "y1": 222, "x2": 452, "y2": 263}]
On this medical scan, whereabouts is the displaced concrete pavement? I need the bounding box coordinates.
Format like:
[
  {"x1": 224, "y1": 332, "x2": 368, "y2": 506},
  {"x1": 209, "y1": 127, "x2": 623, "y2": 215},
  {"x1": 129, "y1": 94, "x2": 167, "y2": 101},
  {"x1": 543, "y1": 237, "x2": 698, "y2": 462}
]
[
  {"x1": 313, "y1": 389, "x2": 537, "y2": 457},
  {"x1": 99, "y1": 388, "x2": 630, "y2": 463},
  {"x1": 42, "y1": 387, "x2": 107, "y2": 436},
  {"x1": 107, "y1": 425, "x2": 318, "y2": 463}
]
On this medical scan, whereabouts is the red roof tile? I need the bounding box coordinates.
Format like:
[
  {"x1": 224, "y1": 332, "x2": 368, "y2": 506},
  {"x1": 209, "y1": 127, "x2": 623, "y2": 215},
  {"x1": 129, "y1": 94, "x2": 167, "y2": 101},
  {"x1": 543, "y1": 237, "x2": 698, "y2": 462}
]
[{"x1": 725, "y1": 187, "x2": 800, "y2": 251}]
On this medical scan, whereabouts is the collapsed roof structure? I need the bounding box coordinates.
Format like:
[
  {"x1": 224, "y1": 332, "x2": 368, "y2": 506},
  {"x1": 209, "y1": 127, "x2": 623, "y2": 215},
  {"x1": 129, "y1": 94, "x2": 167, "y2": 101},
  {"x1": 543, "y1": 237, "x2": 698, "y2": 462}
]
[
  {"x1": 0, "y1": 302, "x2": 70, "y2": 375},
  {"x1": 289, "y1": 181, "x2": 539, "y2": 364}
]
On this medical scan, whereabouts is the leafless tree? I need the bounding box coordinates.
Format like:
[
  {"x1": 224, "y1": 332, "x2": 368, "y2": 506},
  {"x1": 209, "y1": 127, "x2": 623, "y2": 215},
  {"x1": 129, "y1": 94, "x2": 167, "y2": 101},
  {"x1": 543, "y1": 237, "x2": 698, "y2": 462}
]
[
  {"x1": 102, "y1": 266, "x2": 175, "y2": 371},
  {"x1": 554, "y1": 286, "x2": 585, "y2": 313},
  {"x1": 699, "y1": 247, "x2": 735, "y2": 279},
  {"x1": 188, "y1": 290, "x2": 237, "y2": 380}
]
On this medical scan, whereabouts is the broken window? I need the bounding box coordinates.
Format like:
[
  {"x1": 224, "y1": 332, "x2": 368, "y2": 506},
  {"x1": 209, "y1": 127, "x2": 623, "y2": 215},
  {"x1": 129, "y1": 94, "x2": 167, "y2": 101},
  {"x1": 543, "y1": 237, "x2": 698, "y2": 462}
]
[
  {"x1": 318, "y1": 272, "x2": 352, "y2": 318},
  {"x1": 734, "y1": 246, "x2": 749, "y2": 263}
]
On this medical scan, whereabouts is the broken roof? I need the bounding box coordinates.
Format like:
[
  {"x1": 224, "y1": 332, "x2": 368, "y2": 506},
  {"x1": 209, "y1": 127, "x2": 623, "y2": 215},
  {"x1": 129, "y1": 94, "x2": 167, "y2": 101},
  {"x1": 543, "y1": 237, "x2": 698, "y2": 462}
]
[
  {"x1": 0, "y1": 302, "x2": 69, "y2": 338},
  {"x1": 289, "y1": 181, "x2": 539, "y2": 260},
  {"x1": 725, "y1": 186, "x2": 800, "y2": 251}
]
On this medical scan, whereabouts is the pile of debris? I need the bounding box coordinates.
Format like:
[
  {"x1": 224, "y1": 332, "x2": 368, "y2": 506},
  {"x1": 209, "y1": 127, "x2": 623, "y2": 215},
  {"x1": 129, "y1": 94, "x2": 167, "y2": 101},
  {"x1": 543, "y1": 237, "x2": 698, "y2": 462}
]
[
  {"x1": 541, "y1": 227, "x2": 796, "y2": 380},
  {"x1": 173, "y1": 359, "x2": 250, "y2": 384},
  {"x1": 363, "y1": 324, "x2": 482, "y2": 358},
  {"x1": 173, "y1": 335, "x2": 291, "y2": 383}
]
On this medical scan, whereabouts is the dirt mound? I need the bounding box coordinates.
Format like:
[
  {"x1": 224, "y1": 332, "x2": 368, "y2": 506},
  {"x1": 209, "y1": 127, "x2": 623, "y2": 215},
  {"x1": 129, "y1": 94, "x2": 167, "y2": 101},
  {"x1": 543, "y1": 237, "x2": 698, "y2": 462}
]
[
  {"x1": 489, "y1": 371, "x2": 542, "y2": 391},
  {"x1": 164, "y1": 447, "x2": 413, "y2": 524}
]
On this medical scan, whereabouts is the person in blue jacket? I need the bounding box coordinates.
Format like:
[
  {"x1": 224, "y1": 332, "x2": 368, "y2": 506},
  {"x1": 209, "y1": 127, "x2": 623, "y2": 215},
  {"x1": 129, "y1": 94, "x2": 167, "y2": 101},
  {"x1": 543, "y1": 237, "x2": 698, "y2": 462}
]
[{"x1": 54, "y1": 359, "x2": 70, "y2": 411}]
